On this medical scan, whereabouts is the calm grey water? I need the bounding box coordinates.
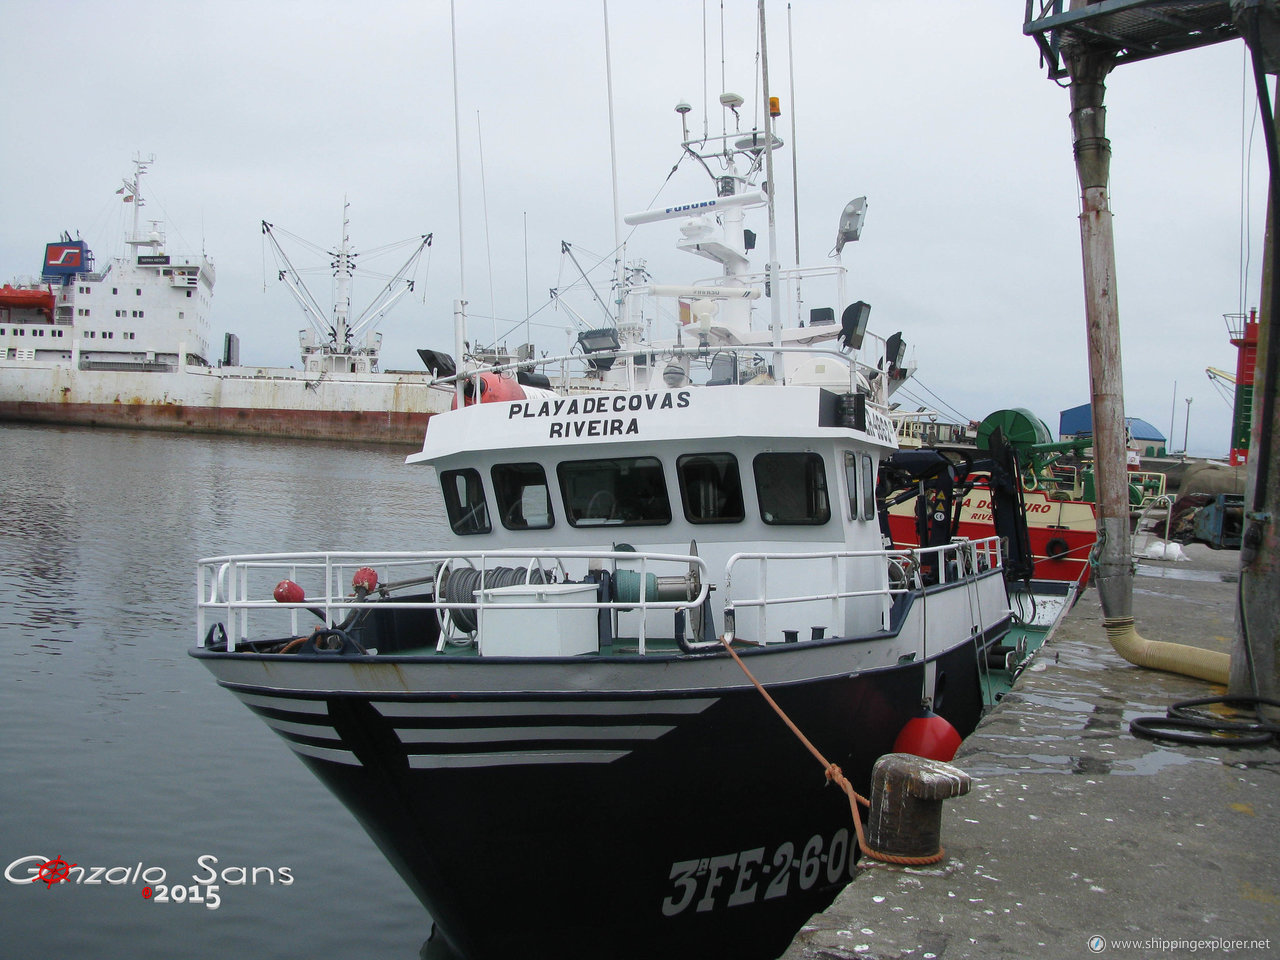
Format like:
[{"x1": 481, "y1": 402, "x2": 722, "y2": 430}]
[{"x1": 0, "y1": 423, "x2": 451, "y2": 959}]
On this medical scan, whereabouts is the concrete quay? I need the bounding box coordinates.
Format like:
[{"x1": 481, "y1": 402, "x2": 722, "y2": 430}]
[{"x1": 784, "y1": 543, "x2": 1280, "y2": 960}]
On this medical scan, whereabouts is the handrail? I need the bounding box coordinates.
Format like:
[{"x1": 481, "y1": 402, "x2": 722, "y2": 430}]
[
  {"x1": 196, "y1": 549, "x2": 709, "y2": 652},
  {"x1": 196, "y1": 539, "x2": 1005, "y2": 655},
  {"x1": 721, "y1": 537, "x2": 1002, "y2": 643},
  {"x1": 433, "y1": 342, "x2": 878, "y2": 392}
]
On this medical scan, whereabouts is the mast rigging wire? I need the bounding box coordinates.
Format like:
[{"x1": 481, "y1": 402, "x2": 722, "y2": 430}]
[{"x1": 904, "y1": 377, "x2": 971, "y2": 425}]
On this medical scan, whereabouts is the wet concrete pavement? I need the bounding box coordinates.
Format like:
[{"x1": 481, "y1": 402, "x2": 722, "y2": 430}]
[{"x1": 783, "y1": 543, "x2": 1280, "y2": 960}]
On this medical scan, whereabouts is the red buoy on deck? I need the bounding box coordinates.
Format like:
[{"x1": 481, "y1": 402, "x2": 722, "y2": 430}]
[
  {"x1": 892, "y1": 707, "x2": 962, "y2": 762},
  {"x1": 352, "y1": 567, "x2": 379, "y2": 593},
  {"x1": 273, "y1": 580, "x2": 305, "y2": 604},
  {"x1": 451, "y1": 372, "x2": 527, "y2": 409}
]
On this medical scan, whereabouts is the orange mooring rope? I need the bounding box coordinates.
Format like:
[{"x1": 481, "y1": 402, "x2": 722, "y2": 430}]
[{"x1": 718, "y1": 636, "x2": 945, "y2": 866}]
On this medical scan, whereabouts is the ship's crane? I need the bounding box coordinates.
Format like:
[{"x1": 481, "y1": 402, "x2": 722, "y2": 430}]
[
  {"x1": 262, "y1": 206, "x2": 431, "y2": 374},
  {"x1": 1205, "y1": 366, "x2": 1237, "y2": 407},
  {"x1": 1205, "y1": 366, "x2": 1236, "y2": 384}
]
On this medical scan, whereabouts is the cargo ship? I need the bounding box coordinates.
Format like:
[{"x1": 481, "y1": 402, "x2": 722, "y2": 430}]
[{"x1": 0, "y1": 157, "x2": 454, "y2": 444}]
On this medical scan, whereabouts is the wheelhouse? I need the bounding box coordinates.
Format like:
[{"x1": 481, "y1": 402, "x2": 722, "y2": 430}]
[{"x1": 408, "y1": 383, "x2": 902, "y2": 643}]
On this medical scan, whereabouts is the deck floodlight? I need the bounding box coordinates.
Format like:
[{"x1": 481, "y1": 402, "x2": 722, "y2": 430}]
[
  {"x1": 885, "y1": 331, "x2": 906, "y2": 372},
  {"x1": 577, "y1": 327, "x2": 621, "y2": 373},
  {"x1": 577, "y1": 327, "x2": 621, "y2": 354},
  {"x1": 417, "y1": 349, "x2": 456, "y2": 377},
  {"x1": 839, "y1": 301, "x2": 870, "y2": 350},
  {"x1": 835, "y1": 197, "x2": 868, "y2": 253}
]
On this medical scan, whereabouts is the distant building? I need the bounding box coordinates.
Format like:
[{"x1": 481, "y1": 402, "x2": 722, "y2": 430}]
[{"x1": 1059, "y1": 403, "x2": 1167, "y2": 457}]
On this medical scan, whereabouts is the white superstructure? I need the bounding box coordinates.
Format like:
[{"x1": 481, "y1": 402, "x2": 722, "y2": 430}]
[{"x1": 3, "y1": 157, "x2": 215, "y2": 372}]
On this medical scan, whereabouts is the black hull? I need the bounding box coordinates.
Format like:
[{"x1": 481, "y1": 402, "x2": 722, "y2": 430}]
[{"x1": 209, "y1": 638, "x2": 989, "y2": 960}]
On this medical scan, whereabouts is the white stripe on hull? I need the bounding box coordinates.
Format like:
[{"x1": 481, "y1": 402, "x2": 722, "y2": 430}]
[
  {"x1": 286, "y1": 742, "x2": 363, "y2": 766},
  {"x1": 262, "y1": 717, "x2": 343, "y2": 739},
  {"x1": 236, "y1": 692, "x2": 329, "y2": 714},
  {"x1": 395, "y1": 725, "x2": 674, "y2": 743},
  {"x1": 229, "y1": 688, "x2": 695, "y2": 768},
  {"x1": 407, "y1": 750, "x2": 630, "y2": 768},
  {"x1": 372, "y1": 698, "x2": 716, "y2": 718}
]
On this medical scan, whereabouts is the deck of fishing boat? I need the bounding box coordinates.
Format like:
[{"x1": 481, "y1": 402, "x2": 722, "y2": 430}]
[{"x1": 784, "y1": 542, "x2": 1279, "y2": 960}]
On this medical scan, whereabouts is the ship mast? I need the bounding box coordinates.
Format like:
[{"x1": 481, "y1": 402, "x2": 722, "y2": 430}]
[
  {"x1": 261, "y1": 215, "x2": 432, "y2": 375},
  {"x1": 332, "y1": 200, "x2": 354, "y2": 351},
  {"x1": 120, "y1": 154, "x2": 156, "y2": 253}
]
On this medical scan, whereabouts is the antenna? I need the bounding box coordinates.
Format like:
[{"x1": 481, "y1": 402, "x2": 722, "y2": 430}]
[
  {"x1": 603, "y1": 0, "x2": 624, "y2": 328},
  {"x1": 787, "y1": 3, "x2": 800, "y2": 267},
  {"x1": 720, "y1": 0, "x2": 727, "y2": 140},
  {"x1": 524, "y1": 210, "x2": 530, "y2": 346},
  {"x1": 477, "y1": 110, "x2": 497, "y2": 346},
  {"x1": 702, "y1": 0, "x2": 709, "y2": 140},
  {"x1": 758, "y1": 0, "x2": 782, "y2": 368},
  {"x1": 449, "y1": 0, "x2": 466, "y2": 406}
]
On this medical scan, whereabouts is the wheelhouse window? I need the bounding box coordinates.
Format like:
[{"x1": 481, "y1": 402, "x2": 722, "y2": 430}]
[
  {"x1": 677, "y1": 453, "x2": 744, "y2": 524},
  {"x1": 860, "y1": 453, "x2": 876, "y2": 521},
  {"x1": 754, "y1": 452, "x2": 830, "y2": 525},
  {"x1": 844, "y1": 451, "x2": 859, "y2": 521},
  {"x1": 491, "y1": 462, "x2": 553, "y2": 530},
  {"x1": 844, "y1": 451, "x2": 878, "y2": 522},
  {"x1": 558, "y1": 457, "x2": 671, "y2": 527},
  {"x1": 440, "y1": 468, "x2": 491, "y2": 535}
]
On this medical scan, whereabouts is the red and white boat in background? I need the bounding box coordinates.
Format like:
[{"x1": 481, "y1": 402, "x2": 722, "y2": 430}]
[
  {"x1": 882, "y1": 407, "x2": 1098, "y2": 586},
  {"x1": 884, "y1": 476, "x2": 1097, "y2": 586}
]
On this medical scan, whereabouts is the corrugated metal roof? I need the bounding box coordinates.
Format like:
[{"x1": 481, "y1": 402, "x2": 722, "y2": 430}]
[{"x1": 1058, "y1": 403, "x2": 1167, "y2": 440}]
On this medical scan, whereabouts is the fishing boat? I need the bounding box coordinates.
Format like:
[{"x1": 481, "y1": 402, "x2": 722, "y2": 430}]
[
  {"x1": 880, "y1": 406, "x2": 1100, "y2": 586},
  {"x1": 190, "y1": 44, "x2": 1048, "y2": 960},
  {"x1": 0, "y1": 156, "x2": 453, "y2": 443}
]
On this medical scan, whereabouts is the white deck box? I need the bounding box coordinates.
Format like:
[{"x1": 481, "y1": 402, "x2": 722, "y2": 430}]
[{"x1": 477, "y1": 582, "x2": 600, "y2": 657}]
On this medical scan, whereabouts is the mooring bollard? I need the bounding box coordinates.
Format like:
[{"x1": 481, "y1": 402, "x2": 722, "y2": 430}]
[{"x1": 865, "y1": 753, "x2": 972, "y2": 862}]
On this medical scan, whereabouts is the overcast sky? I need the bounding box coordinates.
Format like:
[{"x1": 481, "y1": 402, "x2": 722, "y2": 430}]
[{"x1": 2, "y1": 1, "x2": 1268, "y2": 457}]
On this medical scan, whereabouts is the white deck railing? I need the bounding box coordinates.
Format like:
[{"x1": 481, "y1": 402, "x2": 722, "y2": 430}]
[
  {"x1": 720, "y1": 537, "x2": 1003, "y2": 643},
  {"x1": 197, "y1": 548, "x2": 709, "y2": 654},
  {"x1": 196, "y1": 538, "x2": 1003, "y2": 655}
]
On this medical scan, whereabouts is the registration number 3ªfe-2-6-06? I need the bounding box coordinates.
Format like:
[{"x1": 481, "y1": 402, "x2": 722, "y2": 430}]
[{"x1": 661, "y1": 829, "x2": 853, "y2": 917}]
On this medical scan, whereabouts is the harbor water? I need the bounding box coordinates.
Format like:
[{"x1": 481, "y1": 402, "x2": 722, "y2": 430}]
[{"x1": 0, "y1": 423, "x2": 448, "y2": 958}]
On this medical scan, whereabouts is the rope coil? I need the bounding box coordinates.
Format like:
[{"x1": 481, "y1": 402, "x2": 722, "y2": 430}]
[{"x1": 439, "y1": 565, "x2": 547, "y2": 633}]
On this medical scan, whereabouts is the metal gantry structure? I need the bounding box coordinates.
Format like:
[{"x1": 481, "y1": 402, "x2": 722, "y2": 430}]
[{"x1": 1025, "y1": 0, "x2": 1239, "y2": 78}]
